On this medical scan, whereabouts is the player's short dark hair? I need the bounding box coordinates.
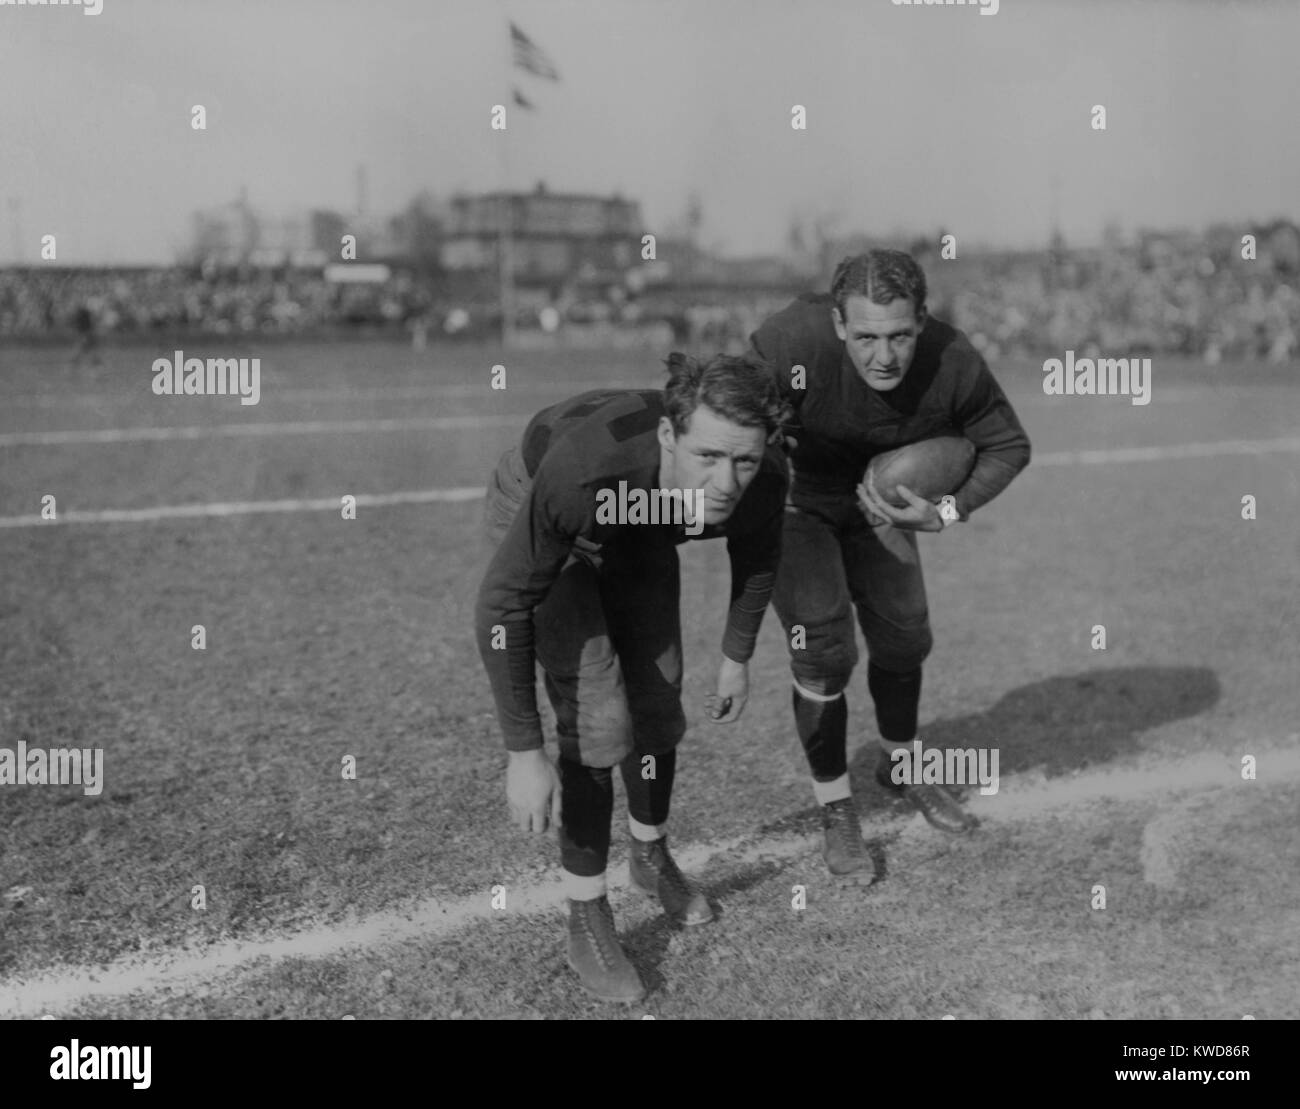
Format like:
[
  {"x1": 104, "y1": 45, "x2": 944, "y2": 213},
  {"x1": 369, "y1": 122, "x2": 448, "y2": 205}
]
[
  {"x1": 662, "y1": 351, "x2": 787, "y2": 440},
  {"x1": 830, "y1": 249, "x2": 928, "y2": 319}
]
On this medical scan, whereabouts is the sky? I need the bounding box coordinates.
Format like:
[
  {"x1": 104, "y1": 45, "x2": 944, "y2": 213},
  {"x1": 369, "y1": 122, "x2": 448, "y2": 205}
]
[{"x1": 2, "y1": 0, "x2": 1298, "y2": 264}]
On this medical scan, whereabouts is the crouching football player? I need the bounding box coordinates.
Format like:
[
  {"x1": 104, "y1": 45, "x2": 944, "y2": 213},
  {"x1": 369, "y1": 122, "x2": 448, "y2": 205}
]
[
  {"x1": 475, "y1": 353, "x2": 787, "y2": 1002},
  {"x1": 749, "y1": 249, "x2": 1031, "y2": 876}
]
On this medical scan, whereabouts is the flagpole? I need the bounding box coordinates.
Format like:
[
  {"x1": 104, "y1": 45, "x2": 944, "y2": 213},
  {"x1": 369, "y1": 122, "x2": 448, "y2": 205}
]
[{"x1": 498, "y1": 10, "x2": 517, "y2": 351}]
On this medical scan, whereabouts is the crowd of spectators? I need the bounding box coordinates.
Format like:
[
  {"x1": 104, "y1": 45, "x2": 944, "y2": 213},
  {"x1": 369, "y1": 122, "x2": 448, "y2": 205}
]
[
  {"x1": 925, "y1": 227, "x2": 1299, "y2": 364},
  {"x1": 2, "y1": 225, "x2": 1296, "y2": 363},
  {"x1": 0, "y1": 267, "x2": 436, "y2": 339}
]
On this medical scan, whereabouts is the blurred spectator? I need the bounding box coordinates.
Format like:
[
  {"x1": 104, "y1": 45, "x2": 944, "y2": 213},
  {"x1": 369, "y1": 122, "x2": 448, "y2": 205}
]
[{"x1": 2, "y1": 225, "x2": 1297, "y2": 363}]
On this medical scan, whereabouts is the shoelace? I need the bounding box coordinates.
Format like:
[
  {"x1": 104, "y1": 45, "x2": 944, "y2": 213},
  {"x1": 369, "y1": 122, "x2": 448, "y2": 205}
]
[
  {"x1": 646, "y1": 843, "x2": 691, "y2": 901},
  {"x1": 578, "y1": 900, "x2": 623, "y2": 968},
  {"x1": 825, "y1": 802, "x2": 860, "y2": 844}
]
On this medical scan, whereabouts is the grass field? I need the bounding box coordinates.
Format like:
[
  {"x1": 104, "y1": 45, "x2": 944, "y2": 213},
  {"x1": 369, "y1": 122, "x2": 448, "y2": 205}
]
[{"x1": 0, "y1": 337, "x2": 1297, "y2": 1019}]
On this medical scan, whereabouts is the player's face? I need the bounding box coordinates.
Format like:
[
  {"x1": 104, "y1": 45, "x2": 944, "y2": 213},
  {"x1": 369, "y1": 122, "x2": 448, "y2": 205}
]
[
  {"x1": 658, "y1": 405, "x2": 768, "y2": 525},
  {"x1": 834, "y1": 295, "x2": 926, "y2": 392}
]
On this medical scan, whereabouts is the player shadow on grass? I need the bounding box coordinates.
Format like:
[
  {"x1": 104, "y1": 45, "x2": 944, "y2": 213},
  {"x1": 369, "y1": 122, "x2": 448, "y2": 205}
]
[
  {"x1": 755, "y1": 665, "x2": 1219, "y2": 844},
  {"x1": 849, "y1": 663, "x2": 1221, "y2": 783},
  {"x1": 617, "y1": 857, "x2": 789, "y2": 994},
  {"x1": 615, "y1": 666, "x2": 1218, "y2": 990},
  {"x1": 614, "y1": 839, "x2": 902, "y2": 992}
]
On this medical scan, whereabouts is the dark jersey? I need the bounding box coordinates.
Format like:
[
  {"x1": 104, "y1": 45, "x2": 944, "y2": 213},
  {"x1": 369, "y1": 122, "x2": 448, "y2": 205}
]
[
  {"x1": 475, "y1": 388, "x2": 788, "y2": 752},
  {"x1": 750, "y1": 294, "x2": 1031, "y2": 516}
]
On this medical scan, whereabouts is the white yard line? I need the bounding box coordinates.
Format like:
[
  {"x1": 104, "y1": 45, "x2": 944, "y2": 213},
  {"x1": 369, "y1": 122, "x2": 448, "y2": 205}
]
[
  {"x1": 0, "y1": 742, "x2": 1295, "y2": 1016},
  {"x1": 276, "y1": 381, "x2": 648, "y2": 402},
  {"x1": 0, "y1": 415, "x2": 528, "y2": 447},
  {"x1": 2, "y1": 403, "x2": 1297, "y2": 461},
  {"x1": 2, "y1": 382, "x2": 1283, "y2": 409},
  {"x1": 0, "y1": 489, "x2": 486, "y2": 528},
  {"x1": 0, "y1": 381, "x2": 646, "y2": 408},
  {"x1": 1138, "y1": 793, "x2": 1219, "y2": 890},
  {"x1": 1034, "y1": 437, "x2": 1300, "y2": 466},
  {"x1": 1, "y1": 434, "x2": 1295, "y2": 530}
]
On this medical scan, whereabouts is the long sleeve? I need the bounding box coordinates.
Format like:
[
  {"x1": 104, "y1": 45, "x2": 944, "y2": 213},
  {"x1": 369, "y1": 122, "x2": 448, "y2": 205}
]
[
  {"x1": 949, "y1": 354, "x2": 1031, "y2": 519},
  {"x1": 720, "y1": 464, "x2": 786, "y2": 662},
  {"x1": 473, "y1": 460, "x2": 589, "y2": 751},
  {"x1": 749, "y1": 296, "x2": 817, "y2": 417}
]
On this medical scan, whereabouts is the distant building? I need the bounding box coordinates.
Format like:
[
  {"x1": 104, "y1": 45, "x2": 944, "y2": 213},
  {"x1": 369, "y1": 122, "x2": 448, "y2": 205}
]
[
  {"x1": 251, "y1": 214, "x2": 318, "y2": 268},
  {"x1": 441, "y1": 182, "x2": 642, "y2": 285},
  {"x1": 310, "y1": 210, "x2": 350, "y2": 258},
  {"x1": 189, "y1": 195, "x2": 324, "y2": 269},
  {"x1": 188, "y1": 196, "x2": 402, "y2": 270},
  {"x1": 189, "y1": 194, "x2": 260, "y2": 267},
  {"x1": 307, "y1": 208, "x2": 404, "y2": 266}
]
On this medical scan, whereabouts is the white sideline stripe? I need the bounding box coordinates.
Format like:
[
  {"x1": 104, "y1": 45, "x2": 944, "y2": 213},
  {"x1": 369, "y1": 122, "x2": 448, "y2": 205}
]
[
  {"x1": 280, "y1": 381, "x2": 646, "y2": 402},
  {"x1": 2, "y1": 403, "x2": 1299, "y2": 462},
  {"x1": 2, "y1": 435, "x2": 1295, "y2": 531},
  {"x1": 0, "y1": 381, "x2": 646, "y2": 408},
  {"x1": 2, "y1": 382, "x2": 1288, "y2": 410},
  {"x1": 1012, "y1": 385, "x2": 1276, "y2": 408},
  {"x1": 0, "y1": 743, "x2": 1295, "y2": 1017},
  {"x1": 1033, "y1": 437, "x2": 1300, "y2": 466},
  {"x1": 0, "y1": 415, "x2": 528, "y2": 447},
  {"x1": 1139, "y1": 794, "x2": 1216, "y2": 890},
  {"x1": 0, "y1": 489, "x2": 486, "y2": 528}
]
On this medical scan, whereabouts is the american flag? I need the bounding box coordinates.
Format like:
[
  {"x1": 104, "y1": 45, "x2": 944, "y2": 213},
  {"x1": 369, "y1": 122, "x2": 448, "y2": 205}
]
[{"x1": 510, "y1": 22, "x2": 560, "y2": 81}]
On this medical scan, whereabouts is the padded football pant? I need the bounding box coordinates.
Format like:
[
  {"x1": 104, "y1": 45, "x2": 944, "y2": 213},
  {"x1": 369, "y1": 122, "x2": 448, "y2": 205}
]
[
  {"x1": 772, "y1": 493, "x2": 933, "y2": 782},
  {"x1": 536, "y1": 548, "x2": 687, "y2": 875},
  {"x1": 559, "y1": 750, "x2": 678, "y2": 877},
  {"x1": 484, "y1": 447, "x2": 687, "y2": 875}
]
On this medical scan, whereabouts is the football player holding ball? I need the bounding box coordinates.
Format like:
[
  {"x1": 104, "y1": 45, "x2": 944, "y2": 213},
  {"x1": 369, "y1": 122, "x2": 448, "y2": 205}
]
[{"x1": 749, "y1": 249, "x2": 1031, "y2": 876}]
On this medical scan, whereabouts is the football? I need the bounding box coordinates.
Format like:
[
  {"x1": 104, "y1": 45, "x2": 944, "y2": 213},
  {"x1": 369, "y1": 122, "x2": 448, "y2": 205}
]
[{"x1": 865, "y1": 436, "x2": 976, "y2": 506}]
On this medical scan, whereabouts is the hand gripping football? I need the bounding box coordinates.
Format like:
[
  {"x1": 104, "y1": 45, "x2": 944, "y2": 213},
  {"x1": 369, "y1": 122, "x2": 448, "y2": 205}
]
[{"x1": 865, "y1": 436, "x2": 976, "y2": 507}]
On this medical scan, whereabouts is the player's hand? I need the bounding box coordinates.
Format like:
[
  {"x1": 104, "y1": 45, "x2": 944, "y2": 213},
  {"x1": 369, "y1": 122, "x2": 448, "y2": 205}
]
[
  {"x1": 855, "y1": 487, "x2": 889, "y2": 526},
  {"x1": 706, "y1": 657, "x2": 749, "y2": 723},
  {"x1": 857, "y1": 473, "x2": 944, "y2": 532},
  {"x1": 506, "y1": 748, "x2": 562, "y2": 834}
]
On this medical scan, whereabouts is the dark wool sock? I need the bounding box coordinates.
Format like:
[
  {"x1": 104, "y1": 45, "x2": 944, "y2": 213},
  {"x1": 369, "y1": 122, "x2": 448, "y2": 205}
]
[
  {"x1": 558, "y1": 759, "x2": 614, "y2": 877},
  {"x1": 868, "y1": 662, "x2": 922, "y2": 745},
  {"x1": 793, "y1": 684, "x2": 849, "y2": 782}
]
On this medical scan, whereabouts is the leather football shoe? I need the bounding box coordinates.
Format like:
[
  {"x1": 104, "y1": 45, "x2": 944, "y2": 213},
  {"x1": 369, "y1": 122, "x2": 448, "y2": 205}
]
[{"x1": 876, "y1": 756, "x2": 979, "y2": 834}]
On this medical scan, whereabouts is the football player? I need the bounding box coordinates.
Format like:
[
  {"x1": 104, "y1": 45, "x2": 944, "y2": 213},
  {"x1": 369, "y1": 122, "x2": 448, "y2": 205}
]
[
  {"x1": 749, "y1": 249, "x2": 1031, "y2": 876},
  {"x1": 475, "y1": 353, "x2": 788, "y2": 1002}
]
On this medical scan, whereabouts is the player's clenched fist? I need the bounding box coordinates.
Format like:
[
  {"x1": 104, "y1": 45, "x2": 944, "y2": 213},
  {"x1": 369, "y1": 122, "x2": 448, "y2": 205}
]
[{"x1": 506, "y1": 748, "x2": 562, "y2": 833}]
